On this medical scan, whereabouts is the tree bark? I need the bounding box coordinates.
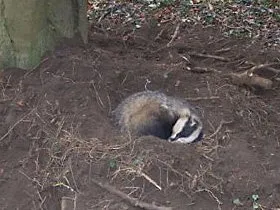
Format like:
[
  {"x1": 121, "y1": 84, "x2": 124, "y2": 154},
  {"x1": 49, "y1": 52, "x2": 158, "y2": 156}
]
[{"x1": 0, "y1": 0, "x2": 88, "y2": 70}]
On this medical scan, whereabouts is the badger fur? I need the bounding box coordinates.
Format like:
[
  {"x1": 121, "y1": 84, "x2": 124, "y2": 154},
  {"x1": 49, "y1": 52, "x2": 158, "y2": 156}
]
[{"x1": 112, "y1": 91, "x2": 203, "y2": 143}]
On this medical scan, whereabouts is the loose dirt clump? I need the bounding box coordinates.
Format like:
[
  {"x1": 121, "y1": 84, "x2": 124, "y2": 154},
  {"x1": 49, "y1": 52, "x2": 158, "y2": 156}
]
[{"x1": 0, "y1": 21, "x2": 280, "y2": 210}]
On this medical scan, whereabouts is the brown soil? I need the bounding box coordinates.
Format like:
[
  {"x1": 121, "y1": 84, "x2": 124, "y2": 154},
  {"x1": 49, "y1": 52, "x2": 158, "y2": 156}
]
[{"x1": 1, "y1": 22, "x2": 280, "y2": 210}]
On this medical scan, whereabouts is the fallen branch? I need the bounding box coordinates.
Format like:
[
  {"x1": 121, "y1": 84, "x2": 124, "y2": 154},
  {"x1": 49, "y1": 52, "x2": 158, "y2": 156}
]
[
  {"x1": 229, "y1": 71, "x2": 273, "y2": 89},
  {"x1": 190, "y1": 67, "x2": 221, "y2": 74},
  {"x1": 92, "y1": 179, "x2": 172, "y2": 210},
  {"x1": 229, "y1": 62, "x2": 280, "y2": 89},
  {"x1": 188, "y1": 52, "x2": 230, "y2": 62}
]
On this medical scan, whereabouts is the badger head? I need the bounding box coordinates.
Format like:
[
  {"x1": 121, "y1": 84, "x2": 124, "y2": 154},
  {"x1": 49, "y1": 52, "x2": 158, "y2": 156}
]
[{"x1": 168, "y1": 116, "x2": 203, "y2": 143}]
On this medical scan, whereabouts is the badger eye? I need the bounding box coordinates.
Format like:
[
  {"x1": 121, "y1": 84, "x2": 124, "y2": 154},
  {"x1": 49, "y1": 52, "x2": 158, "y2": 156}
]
[
  {"x1": 190, "y1": 119, "x2": 196, "y2": 126},
  {"x1": 181, "y1": 122, "x2": 198, "y2": 136}
]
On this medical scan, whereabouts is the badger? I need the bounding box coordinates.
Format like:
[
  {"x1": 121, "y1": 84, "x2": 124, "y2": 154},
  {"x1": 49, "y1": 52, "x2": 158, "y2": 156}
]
[{"x1": 112, "y1": 91, "x2": 203, "y2": 143}]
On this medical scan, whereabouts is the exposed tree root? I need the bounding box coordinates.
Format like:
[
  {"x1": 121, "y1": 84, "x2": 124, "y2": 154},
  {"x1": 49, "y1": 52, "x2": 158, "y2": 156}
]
[
  {"x1": 229, "y1": 71, "x2": 273, "y2": 89},
  {"x1": 229, "y1": 63, "x2": 279, "y2": 89}
]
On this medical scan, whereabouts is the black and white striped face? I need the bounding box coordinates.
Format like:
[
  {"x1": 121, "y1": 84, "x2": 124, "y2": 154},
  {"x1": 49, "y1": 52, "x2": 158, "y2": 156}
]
[{"x1": 168, "y1": 116, "x2": 203, "y2": 143}]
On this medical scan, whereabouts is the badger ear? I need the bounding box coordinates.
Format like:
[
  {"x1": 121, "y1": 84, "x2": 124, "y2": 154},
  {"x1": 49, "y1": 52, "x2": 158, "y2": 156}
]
[
  {"x1": 180, "y1": 108, "x2": 191, "y2": 118},
  {"x1": 159, "y1": 104, "x2": 172, "y2": 115},
  {"x1": 159, "y1": 104, "x2": 179, "y2": 123},
  {"x1": 160, "y1": 104, "x2": 168, "y2": 110}
]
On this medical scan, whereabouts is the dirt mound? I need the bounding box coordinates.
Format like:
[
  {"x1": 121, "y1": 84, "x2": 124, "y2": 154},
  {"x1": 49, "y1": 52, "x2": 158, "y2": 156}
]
[{"x1": 0, "y1": 22, "x2": 280, "y2": 210}]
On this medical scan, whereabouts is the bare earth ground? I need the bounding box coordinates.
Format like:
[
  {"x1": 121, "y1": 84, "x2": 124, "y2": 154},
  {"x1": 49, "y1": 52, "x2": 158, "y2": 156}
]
[{"x1": 0, "y1": 22, "x2": 280, "y2": 210}]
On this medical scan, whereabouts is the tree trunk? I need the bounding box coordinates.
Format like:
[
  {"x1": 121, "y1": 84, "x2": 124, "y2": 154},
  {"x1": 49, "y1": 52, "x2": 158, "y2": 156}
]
[{"x1": 0, "y1": 0, "x2": 88, "y2": 70}]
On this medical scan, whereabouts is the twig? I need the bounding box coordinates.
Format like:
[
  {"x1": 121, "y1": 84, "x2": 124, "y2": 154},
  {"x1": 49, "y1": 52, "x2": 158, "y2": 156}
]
[
  {"x1": 167, "y1": 23, "x2": 180, "y2": 47},
  {"x1": 179, "y1": 54, "x2": 191, "y2": 64},
  {"x1": 97, "y1": 8, "x2": 112, "y2": 23},
  {"x1": 92, "y1": 179, "x2": 173, "y2": 210},
  {"x1": 0, "y1": 109, "x2": 35, "y2": 142},
  {"x1": 90, "y1": 80, "x2": 105, "y2": 108},
  {"x1": 215, "y1": 47, "x2": 231, "y2": 53},
  {"x1": 185, "y1": 96, "x2": 219, "y2": 101},
  {"x1": 53, "y1": 182, "x2": 76, "y2": 193},
  {"x1": 133, "y1": 169, "x2": 162, "y2": 191},
  {"x1": 37, "y1": 190, "x2": 46, "y2": 210},
  {"x1": 155, "y1": 29, "x2": 165, "y2": 41},
  {"x1": 206, "y1": 120, "x2": 233, "y2": 139},
  {"x1": 188, "y1": 52, "x2": 230, "y2": 62},
  {"x1": 202, "y1": 154, "x2": 214, "y2": 162},
  {"x1": 196, "y1": 188, "x2": 223, "y2": 207},
  {"x1": 18, "y1": 170, "x2": 43, "y2": 189},
  {"x1": 68, "y1": 159, "x2": 81, "y2": 193}
]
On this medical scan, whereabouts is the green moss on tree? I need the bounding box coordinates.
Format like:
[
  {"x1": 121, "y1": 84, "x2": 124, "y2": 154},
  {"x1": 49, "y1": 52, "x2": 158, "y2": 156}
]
[{"x1": 0, "y1": 0, "x2": 87, "y2": 70}]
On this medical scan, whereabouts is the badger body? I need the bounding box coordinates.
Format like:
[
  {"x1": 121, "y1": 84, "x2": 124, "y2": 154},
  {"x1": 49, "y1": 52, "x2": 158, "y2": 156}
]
[{"x1": 113, "y1": 91, "x2": 203, "y2": 143}]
